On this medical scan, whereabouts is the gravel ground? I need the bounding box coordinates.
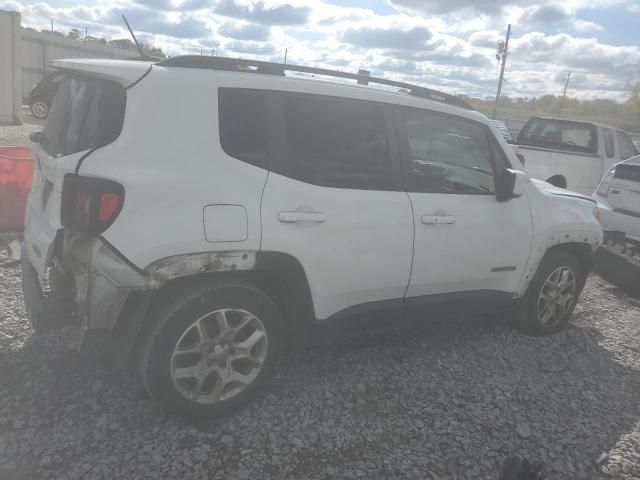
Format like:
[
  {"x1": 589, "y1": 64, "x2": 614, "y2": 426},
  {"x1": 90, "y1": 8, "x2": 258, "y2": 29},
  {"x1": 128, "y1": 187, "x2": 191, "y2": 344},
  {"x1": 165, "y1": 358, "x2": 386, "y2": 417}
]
[
  {"x1": 1, "y1": 246, "x2": 639, "y2": 480},
  {"x1": 1, "y1": 120, "x2": 640, "y2": 479},
  {"x1": 0, "y1": 111, "x2": 43, "y2": 145}
]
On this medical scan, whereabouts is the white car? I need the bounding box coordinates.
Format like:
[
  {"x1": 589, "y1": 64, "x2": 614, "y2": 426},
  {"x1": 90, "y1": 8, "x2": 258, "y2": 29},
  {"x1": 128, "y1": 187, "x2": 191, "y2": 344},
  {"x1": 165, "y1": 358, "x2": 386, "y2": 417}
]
[
  {"x1": 22, "y1": 56, "x2": 602, "y2": 418},
  {"x1": 593, "y1": 155, "x2": 640, "y2": 295},
  {"x1": 513, "y1": 117, "x2": 638, "y2": 195}
]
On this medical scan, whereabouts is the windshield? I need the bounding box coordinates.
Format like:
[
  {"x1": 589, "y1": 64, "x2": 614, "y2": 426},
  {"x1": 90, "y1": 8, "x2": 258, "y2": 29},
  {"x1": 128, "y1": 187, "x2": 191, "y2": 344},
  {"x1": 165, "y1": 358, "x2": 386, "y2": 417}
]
[
  {"x1": 41, "y1": 75, "x2": 126, "y2": 157},
  {"x1": 516, "y1": 118, "x2": 598, "y2": 154}
]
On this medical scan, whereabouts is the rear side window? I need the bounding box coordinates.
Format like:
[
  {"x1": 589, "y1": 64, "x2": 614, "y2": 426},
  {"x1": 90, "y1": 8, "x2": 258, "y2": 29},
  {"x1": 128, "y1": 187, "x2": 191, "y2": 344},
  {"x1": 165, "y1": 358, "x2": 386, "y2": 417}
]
[
  {"x1": 41, "y1": 76, "x2": 125, "y2": 157},
  {"x1": 218, "y1": 89, "x2": 268, "y2": 169},
  {"x1": 604, "y1": 129, "x2": 615, "y2": 158},
  {"x1": 282, "y1": 93, "x2": 391, "y2": 190},
  {"x1": 614, "y1": 164, "x2": 640, "y2": 181},
  {"x1": 617, "y1": 131, "x2": 638, "y2": 160},
  {"x1": 516, "y1": 118, "x2": 597, "y2": 154}
]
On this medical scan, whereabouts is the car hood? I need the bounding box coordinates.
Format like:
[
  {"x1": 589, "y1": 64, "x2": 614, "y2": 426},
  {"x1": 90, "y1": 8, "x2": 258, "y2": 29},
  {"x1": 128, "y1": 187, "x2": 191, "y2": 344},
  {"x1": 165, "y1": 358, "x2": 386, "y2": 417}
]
[{"x1": 531, "y1": 178, "x2": 595, "y2": 203}]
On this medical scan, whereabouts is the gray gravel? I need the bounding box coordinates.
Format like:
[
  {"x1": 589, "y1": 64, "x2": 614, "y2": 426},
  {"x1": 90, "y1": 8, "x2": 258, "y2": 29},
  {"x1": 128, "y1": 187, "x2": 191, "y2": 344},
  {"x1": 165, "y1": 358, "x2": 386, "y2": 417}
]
[
  {"x1": 1, "y1": 121, "x2": 640, "y2": 479},
  {"x1": 1, "y1": 245, "x2": 640, "y2": 480},
  {"x1": 0, "y1": 111, "x2": 43, "y2": 145}
]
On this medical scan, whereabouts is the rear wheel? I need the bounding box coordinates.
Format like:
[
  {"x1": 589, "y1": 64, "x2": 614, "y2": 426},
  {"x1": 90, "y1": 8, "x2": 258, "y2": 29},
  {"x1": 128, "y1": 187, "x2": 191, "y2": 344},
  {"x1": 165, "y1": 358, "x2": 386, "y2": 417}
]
[
  {"x1": 512, "y1": 250, "x2": 585, "y2": 336},
  {"x1": 138, "y1": 280, "x2": 284, "y2": 419}
]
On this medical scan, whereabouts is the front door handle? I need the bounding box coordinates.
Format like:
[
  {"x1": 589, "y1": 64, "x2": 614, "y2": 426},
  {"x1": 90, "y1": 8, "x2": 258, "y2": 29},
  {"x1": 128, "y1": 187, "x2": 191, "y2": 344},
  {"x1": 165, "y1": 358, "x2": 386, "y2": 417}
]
[
  {"x1": 421, "y1": 214, "x2": 456, "y2": 225},
  {"x1": 278, "y1": 211, "x2": 326, "y2": 223}
]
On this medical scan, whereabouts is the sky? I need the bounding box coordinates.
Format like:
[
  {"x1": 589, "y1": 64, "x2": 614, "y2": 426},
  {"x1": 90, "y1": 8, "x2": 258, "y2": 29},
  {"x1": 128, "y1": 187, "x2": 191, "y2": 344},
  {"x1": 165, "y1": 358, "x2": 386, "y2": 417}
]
[{"x1": 1, "y1": 0, "x2": 639, "y2": 101}]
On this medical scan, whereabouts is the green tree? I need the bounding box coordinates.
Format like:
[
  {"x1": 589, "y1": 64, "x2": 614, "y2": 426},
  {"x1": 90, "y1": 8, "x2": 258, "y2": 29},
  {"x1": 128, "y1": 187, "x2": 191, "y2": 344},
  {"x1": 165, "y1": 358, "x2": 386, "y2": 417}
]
[{"x1": 67, "y1": 28, "x2": 83, "y2": 40}]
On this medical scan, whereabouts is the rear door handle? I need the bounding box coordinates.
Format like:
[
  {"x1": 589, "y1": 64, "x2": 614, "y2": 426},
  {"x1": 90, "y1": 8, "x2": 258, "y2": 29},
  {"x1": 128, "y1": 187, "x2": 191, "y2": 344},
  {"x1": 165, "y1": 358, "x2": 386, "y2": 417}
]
[
  {"x1": 278, "y1": 211, "x2": 326, "y2": 223},
  {"x1": 421, "y1": 214, "x2": 456, "y2": 225}
]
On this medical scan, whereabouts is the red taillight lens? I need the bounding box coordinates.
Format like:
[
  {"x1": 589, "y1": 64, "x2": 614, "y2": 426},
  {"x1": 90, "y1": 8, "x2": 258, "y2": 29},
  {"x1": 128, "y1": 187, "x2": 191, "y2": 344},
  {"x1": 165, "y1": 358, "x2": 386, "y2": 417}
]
[
  {"x1": 99, "y1": 193, "x2": 121, "y2": 222},
  {"x1": 516, "y1": 153, "x2": 525, "y2": 166},
  {"x1": 62, "y1": 175, "x2": 124, "y2": 235}
]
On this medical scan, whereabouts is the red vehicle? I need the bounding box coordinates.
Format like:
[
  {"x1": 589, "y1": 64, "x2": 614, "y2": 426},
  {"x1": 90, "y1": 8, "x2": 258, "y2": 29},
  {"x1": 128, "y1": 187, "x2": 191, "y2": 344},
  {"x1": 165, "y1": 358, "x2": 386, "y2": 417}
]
[{"x1": 0, "y1": 146, "x2": 34, "y2": 233}]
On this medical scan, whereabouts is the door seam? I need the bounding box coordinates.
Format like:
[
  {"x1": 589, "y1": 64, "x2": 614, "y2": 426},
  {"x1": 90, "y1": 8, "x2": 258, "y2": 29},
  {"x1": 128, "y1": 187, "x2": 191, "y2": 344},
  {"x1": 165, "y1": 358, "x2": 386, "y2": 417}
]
[{"x1": 402, "y1": 191, "x2": 416, "y2": 299}]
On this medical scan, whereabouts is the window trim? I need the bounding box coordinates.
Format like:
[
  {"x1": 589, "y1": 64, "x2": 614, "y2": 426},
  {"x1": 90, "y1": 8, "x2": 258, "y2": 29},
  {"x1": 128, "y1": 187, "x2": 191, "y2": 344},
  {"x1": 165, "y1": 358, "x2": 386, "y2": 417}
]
[
  {"x1": 269, "y1": 90, "x2": 404, "y2": 192},
  {"x1": 394, "y1": 105, "x2": 510, "y2": 195}
]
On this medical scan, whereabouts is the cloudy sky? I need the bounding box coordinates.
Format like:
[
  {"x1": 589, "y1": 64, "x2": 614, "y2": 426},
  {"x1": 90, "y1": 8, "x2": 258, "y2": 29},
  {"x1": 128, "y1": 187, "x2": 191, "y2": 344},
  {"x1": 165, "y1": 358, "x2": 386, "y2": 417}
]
[{"x1": 1, "y1": 0, "x2": 639, "y2": 101}]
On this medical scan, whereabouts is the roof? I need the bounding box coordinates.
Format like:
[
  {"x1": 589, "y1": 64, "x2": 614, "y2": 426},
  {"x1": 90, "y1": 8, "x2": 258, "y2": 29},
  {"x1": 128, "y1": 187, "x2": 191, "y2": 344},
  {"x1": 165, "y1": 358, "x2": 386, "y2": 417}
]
[{"x1": 156, "y1": 55, "x2": 473, "y2": 111}]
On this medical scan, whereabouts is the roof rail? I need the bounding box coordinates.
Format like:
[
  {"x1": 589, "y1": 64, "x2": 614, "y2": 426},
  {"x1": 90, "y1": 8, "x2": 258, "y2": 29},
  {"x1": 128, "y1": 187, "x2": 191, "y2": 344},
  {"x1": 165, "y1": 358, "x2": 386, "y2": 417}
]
[{"x1": 156, "y1": 55, "x2": 473, "y2": 110}]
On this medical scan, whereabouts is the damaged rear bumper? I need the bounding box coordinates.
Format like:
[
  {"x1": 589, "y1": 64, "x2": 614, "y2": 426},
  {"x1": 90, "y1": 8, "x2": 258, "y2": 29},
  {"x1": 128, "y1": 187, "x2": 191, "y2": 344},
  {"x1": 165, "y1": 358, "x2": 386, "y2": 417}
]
[
  {"x1": 22, "y1": 234, "x2": 257, "y2": 353},
  {"x1": 63, "y1": 236, "x2": 148, "y2": 346}
]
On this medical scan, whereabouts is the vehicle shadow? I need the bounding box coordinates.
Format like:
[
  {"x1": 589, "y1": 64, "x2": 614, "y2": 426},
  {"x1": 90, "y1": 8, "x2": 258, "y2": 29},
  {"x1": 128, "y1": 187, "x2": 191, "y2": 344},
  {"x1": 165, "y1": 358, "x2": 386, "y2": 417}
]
[{"x1": 2, "y1": 283, "x2": 639, "y2": 479}]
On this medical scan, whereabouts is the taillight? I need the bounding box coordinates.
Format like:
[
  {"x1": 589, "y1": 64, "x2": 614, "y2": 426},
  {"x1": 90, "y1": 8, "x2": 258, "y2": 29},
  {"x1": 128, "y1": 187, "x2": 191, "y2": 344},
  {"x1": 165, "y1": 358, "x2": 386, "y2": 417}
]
[
  {"x1": 516, "y1": 153, "x2": 525, "y2": 167},
  {"x1": 596, "y1": 167, "x2": 616, "y2": 197},
  {"x1": 61, "y1": 175, "x2": 124, "y2": 235}
]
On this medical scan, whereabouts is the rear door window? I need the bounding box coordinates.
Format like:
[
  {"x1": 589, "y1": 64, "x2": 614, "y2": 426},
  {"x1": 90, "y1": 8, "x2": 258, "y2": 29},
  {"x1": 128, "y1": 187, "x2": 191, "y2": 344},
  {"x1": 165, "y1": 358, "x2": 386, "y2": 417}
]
[
  {"x1": 218, "y1": 88, "x2": 268, "y2": 169},
  {"x1": 41, "y1": 76, "x2": 126, "y2": 157},
  {"x1": 281, "y1": 93, "x2": 392, "y2": 190}
]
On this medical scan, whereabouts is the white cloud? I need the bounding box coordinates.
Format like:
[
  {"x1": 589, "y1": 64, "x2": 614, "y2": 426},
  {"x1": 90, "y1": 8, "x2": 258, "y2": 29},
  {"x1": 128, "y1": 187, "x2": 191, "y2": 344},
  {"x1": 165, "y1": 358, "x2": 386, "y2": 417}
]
[
  {"x1": 572, "y1": 19, "x2": 604, "y2": 31},
  {"x1": 0, "y1": 0, "x2": 637, "y2": 101}
]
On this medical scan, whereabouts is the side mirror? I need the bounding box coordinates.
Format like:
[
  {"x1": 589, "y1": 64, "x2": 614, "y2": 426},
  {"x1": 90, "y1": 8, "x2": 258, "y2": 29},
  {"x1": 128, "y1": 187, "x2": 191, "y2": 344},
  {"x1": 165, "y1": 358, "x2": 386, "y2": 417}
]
[
  {"x1": 496, "y1": 168, "x2": 528, "y2": 202},
  {"x1": 29, "y1": 131, "x2": 43, "y2": 143}
]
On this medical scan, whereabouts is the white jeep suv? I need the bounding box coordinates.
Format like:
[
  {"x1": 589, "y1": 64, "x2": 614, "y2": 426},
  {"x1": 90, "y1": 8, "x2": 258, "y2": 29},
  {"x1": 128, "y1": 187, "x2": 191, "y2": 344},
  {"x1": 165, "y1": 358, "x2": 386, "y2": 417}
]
[{"x1": 22, "y1": 56, "x2": 602, "y2": 418}]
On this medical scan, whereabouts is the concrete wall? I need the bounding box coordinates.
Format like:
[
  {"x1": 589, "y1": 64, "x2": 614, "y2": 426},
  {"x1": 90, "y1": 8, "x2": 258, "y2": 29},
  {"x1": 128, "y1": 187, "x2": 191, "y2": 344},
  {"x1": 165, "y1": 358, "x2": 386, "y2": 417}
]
[{"x1": 0, "y1": 11, "x2": 21, "y2": 124}]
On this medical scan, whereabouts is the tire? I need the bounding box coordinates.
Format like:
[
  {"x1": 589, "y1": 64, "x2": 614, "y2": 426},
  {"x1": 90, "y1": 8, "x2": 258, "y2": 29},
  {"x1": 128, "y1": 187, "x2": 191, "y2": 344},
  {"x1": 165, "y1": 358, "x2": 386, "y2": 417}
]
[
  {"x1": 512, "y1": 249, "x2": 585, "y2": 336},
  {"x1": 30, "y1": 99, "x2": 48, "y2": 119},
  {"x1": 138, "y1": 279, "x2": 285, "y2": 419}
]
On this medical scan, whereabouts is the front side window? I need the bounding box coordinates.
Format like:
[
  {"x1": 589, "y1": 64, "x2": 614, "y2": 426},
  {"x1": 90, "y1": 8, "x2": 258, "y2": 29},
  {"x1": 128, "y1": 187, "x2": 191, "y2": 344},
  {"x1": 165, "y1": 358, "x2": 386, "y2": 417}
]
[
  {"x1": 282, "y1": 94, "x2": 391, "y2": 190},
  {"x1": 617, "y1": 131, "x2": 638, "y2": 160},
  {"x1": 402, "y1": 109, "x2": 498, "y2": 194},
  {"x1": 41, "y1": 76, "x2": 125, "y2": 158},
  {"x1": 604, "y1": 129, "x2": 615, "y2": 158}
]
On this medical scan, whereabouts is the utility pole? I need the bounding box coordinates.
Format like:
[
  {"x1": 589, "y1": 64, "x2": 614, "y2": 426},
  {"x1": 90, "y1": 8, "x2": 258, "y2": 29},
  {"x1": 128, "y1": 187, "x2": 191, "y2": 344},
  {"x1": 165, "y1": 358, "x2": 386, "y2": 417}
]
[
  {"x1": 558, "y1": 71, "x2": 572, "y2": 117},
  {"x1": 492, "y1": 24, "x2": 511, "y2": 119},
  {"x1": 284, "y1": 48, "x2": 288, "y2": 64},
  {"x1": 51, "y1": 19, "x2": 53, "y2": 33}
]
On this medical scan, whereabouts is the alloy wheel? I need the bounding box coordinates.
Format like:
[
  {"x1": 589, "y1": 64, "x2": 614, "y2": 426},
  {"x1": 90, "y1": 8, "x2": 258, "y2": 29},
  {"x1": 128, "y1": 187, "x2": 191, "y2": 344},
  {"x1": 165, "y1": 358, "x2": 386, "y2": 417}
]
[
  {"x1": 536, "y1": 266, "x2": 576, "y2": 328},
  {"x1": 170, "y1": 308, "x2": 269, "y2": 404}
]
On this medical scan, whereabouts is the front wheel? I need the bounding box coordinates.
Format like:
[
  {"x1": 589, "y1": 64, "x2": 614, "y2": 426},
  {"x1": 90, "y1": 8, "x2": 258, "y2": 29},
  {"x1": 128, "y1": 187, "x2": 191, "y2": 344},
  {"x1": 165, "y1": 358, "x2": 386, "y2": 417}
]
[
  {"x1": 512, "y1": 250, "x2": 585, "y2": 336},
  {"x1": 138, "y1": 280, "x2": 284, "y2": 419}
]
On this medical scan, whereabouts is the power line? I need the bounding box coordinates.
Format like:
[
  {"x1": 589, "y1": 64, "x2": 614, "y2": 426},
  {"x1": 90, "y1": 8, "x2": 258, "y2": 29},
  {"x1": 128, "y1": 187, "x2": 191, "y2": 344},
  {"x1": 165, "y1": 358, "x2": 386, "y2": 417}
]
[{"x1": 501, "y1": 78, "x2": 527, "y2": 96}]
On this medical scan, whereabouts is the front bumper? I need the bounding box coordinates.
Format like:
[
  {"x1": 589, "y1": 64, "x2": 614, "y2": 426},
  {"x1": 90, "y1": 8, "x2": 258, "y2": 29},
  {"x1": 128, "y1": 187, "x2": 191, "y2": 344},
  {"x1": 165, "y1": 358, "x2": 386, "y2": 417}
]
[{"x1": 595, "y1": 233, "x2": 640, "y2": 296}]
